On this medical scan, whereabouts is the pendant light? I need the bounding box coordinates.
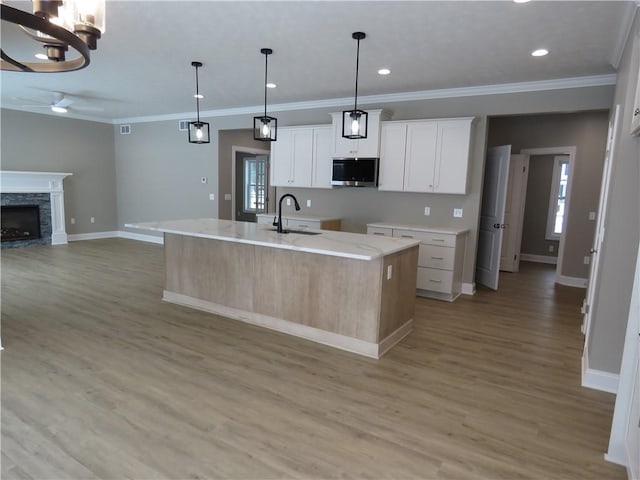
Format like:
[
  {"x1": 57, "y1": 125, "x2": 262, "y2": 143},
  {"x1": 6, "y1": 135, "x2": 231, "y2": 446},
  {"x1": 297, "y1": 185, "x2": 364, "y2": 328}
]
[
  {"x1": 188, "y1": 61, "x2": 210, "y2": 144},
  {"x1": 254, "y1": 48, "x2": 277, "y2": 141},
  {"x1": 342, "y1": 32, "x2": 368, "y2": 139}
]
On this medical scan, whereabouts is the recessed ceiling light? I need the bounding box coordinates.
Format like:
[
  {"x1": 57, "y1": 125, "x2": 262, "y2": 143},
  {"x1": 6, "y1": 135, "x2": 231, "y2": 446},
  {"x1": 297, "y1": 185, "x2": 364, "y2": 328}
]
[
  {"x1": 266, "y1": 83, "x2": 276, "y2": 89},
  {"x1": 51, "y1": 106, "x2": 67, "y2": 113},
  {"x1": 193, "y1": 93, "x2": 204, "y2": 99},
  {"x1": 378, "y1": 68, "x2": 391, "y2": 75},
  {"x1": 34, "y1": 53, "x2": 48, "y2": 60},
  {"x1": 531, "y1": 48, "x2": 549, "y2": 57}
]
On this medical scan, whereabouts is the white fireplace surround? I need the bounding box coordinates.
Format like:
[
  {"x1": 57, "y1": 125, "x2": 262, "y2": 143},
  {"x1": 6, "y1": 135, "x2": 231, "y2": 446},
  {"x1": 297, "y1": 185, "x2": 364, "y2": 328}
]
[{"x1": 1, "y1": 171, "x2": 72, "y2": 245}]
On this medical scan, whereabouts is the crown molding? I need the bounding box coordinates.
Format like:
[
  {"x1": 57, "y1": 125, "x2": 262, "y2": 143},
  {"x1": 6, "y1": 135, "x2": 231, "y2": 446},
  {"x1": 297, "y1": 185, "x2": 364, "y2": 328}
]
[
  {"x1": 113, "y1": 74, "x2": 617, "y2": 125},
  {"x1": 610, "y1": 3, "x2": 639, "y2": 69}
]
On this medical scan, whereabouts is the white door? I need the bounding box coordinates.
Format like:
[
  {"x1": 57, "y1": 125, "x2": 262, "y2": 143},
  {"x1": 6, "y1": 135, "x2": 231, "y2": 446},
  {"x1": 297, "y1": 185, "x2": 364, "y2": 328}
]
[
  {"x1": 583, "y1": 105, "x2": 620, "y2": 336},
  {"x1": 476, "y1": 145, "x2": 511, "y2": 290},
  {"x1": 500, "y1": 154, "x2": 529, "y2": 272}
]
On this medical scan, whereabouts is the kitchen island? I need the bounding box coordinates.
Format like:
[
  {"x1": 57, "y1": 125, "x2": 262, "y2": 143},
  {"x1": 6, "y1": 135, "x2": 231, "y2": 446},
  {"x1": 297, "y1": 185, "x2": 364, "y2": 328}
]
[{"x1": 127, "y1": 219, "x2": 420, "y2": 358}]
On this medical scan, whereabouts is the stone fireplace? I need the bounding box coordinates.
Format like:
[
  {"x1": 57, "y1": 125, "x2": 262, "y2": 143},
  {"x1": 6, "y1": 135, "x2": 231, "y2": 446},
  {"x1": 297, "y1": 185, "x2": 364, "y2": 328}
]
[{"x1": 0, "y1": 171, "x2": 72, "y2": 248}]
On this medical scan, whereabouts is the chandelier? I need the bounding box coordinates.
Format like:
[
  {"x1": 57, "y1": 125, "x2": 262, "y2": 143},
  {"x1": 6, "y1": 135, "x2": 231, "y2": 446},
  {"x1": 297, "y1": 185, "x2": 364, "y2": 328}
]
[{"x1": 1, "y1": 0, "x2": 106, "y2": 73}]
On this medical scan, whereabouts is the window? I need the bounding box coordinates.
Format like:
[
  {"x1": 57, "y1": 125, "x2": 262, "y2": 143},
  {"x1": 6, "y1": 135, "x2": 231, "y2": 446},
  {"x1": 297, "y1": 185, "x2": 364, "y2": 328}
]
[
  {"x1": 546, "y1": 155, "x2": 570, "y2": 240},
  {"x1": 243, "y1": 156, "x2": 267, "y2": 214}
]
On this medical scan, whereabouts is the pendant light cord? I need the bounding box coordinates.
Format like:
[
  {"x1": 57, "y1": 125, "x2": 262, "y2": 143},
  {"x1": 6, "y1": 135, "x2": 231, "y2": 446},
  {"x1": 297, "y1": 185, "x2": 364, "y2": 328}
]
[
  {"x1": 195, "y1": 64, "x2": 201, "y2": 123},
  {"x1": 263, "y1": 51, "x2": 268, "y2": 118},
  {"x1": 354, "y1": 37, "x2": 360, "y2": 111}
]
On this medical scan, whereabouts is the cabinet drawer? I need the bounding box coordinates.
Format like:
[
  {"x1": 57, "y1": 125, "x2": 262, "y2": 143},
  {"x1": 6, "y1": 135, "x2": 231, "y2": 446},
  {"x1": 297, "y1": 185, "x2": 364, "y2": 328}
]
[
  {"x1": 392, "y1": 229, "x2": 456, "y2": 247},
  {"x1": 417, "y1": 267, "x2": 453, "y2": 293},
  {"x1": 367, "y1": 226, "x2": 393, "y2": 237},
  {"x1": 418, "y1": 244, "x2": 454, "y2": 270},
  {"x1": 286, "y1": 219, "x2": 321, "y2": 230},
  {"x1": 256, "y1": 215, "x2": 275, "y2": 225}
]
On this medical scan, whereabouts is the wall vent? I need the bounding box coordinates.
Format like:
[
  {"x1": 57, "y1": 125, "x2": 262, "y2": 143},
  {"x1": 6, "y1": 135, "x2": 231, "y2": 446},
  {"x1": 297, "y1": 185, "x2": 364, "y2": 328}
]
[
  {"x1": 120, "y1": 125, "x2": 131, "y2": 135},
  {"x1": 178, "y1": 120, "x2": 190, "y2": 131}
]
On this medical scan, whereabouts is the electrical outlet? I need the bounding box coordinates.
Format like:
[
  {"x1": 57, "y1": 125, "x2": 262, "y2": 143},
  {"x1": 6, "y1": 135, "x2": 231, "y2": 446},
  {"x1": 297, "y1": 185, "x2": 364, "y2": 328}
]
[
  {"x1": 90, "y1": 217, "x2": 95, "y2": 224},
  {"x1": 306, "y1": 199, "x2": 312, "y2": 208},
  {"x1": 224, "y1": 193, "x2": 231, "y2": 201},
  {"x1": 209, "y1": 193, "x2": 215, "y2": 201},
  {"x1": 584, "y1": 256, "x2": 590, "y2": 265},
  {"x1": 424, "y1": 206, "x2": 430, "y2": 216},
  {"x1": 453, "y1": 208, "x2": 463, "y2": 218},
  {"x1": 549, "y1": 245, "x2": 554, "y2": 253},
  {"x1": 589, "y1": 211, "x2": 596, "y2": 220},
  {"x1": 201, "y1": 176, "x2": 207, "y2": 184},
  {"x1": 286, "y1": 198, "x2": 291, "y2": 206},
  {"x1": 386, "y1": 265, "x2": 393, "y2": 280},
  {"x1": 70, "y1": 217, "x2": 75, "y2": 225}
]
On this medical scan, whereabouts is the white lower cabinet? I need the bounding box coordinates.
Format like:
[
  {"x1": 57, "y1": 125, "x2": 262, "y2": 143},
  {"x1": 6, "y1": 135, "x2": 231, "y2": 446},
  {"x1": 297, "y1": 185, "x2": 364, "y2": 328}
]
[
  {"x1": 257, "y1": 214, "x2": 341, "y2": 231},
  {"x1": 366, "y1": 223, "x2": 468, "y2": 301}
]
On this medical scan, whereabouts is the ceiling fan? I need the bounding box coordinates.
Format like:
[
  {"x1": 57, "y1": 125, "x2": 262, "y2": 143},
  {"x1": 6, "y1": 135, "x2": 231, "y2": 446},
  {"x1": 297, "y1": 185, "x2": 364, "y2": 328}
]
[{"x1": 16, "y1": 91, "x2": 104, "y2": 113}]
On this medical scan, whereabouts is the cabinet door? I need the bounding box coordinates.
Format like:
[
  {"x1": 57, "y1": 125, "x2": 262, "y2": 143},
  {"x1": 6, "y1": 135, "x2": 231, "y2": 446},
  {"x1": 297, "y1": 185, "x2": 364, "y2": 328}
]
[
  {"x1": 378, "y1": 123, "x2": 407, "y2": 191},
  {"x1": 270, "y1": 129, "x2": 294, "y2": 186},
  {"x1": 312, "y1": 127, "x2": 333, "y2": 188},
  {"x1": 289, "y1": 129, "x2": 313, "y2": 187},
  {"x1": 403, "y1": 121, "x2": 438, "y2": 192},
  {"x1": 435, "y1": 119, "x2": 472, "y2": 194}
]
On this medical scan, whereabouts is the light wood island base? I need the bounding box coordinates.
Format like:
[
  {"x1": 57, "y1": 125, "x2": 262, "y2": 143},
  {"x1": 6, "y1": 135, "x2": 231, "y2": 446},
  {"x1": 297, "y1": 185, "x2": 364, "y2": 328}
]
[{"x1": 163, "y1": 233, "x2": 418, "y2": 358}]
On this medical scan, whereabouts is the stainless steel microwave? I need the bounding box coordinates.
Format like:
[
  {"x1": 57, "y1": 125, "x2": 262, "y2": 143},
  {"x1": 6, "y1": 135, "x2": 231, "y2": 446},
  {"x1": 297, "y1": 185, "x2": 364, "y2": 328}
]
[{"x1": 331, "y1": 158, "x2": 379, "y2": 187}]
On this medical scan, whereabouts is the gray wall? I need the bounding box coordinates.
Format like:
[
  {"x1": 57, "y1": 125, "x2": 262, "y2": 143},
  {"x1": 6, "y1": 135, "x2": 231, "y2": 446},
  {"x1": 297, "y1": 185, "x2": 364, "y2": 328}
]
[
  {"x1": 520, "y1": 155, "x2": 560, "y2": 258},
  {"x1": 587, "y1": 15, "x2": 640, "y2": 374},
  {"x1": 0, "y1": 109, "x2": 117, "y2": 234},
  {"x1": 488, "y1": 111, "x2": 609, "y2": 278},
  {"x1": 217, "y1": 129, "x2": 272, "y2": 220}
]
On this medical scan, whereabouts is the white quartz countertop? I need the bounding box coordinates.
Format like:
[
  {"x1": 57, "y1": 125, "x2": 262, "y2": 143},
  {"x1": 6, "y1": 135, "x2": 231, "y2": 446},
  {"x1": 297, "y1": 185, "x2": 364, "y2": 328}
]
[
  {"x1": 367, "y1": 222, "x2": 470, "y2": 235},
  {"x1": 126, "y1": 218, "x2": 419, "y2": 260},
  {"x1": 256, "y1": 213, "x2": 341, "y2": 222}
]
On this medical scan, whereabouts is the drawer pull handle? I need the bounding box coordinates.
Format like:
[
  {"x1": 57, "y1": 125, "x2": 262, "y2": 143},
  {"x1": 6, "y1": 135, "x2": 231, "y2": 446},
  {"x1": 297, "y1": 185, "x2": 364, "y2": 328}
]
[
  {"x1": 431, "y1": 256, "x2": 444, "y2": 260},
  {"x1": 431, "y1": 238, "x2": 445, "y2": 242},
  {"x1": 429, "y1": 279, "x2": 442, "y2": 283},
  {"x1": 373, "y1": 232, "x2": 386, "y2": 236},
  {"x1": 401, "y1": 235, "x2": 413, "y2": 238}
]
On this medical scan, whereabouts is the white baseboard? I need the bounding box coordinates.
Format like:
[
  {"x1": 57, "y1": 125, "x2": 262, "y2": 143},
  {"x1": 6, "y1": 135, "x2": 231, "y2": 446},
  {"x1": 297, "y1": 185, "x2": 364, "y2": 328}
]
[
  {"x1": 118, "y1": 230, "x2": 164, "y2": 244},
  {"x1": 557, "y1": 274, "x2": 588, "y2": 288},
  {"x1": 67, "y1": 230, "x2": 164, "y2": 244},
  {"x1": 520, "y1": 253, "x2": 558, "y2": 264},
  {"x1": 582, "y1": 351, "x2": 619, "y2": 394},
  {"x1": 68, "y1": 231, "x2": 119, "y2": 241},
  {"x1": 462, "y1": 282, "x2": 475, "y2": 295}
]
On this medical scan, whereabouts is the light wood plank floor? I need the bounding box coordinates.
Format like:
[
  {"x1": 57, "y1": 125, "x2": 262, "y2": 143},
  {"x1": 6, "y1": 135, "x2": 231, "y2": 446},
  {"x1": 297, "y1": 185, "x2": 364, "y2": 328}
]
[{"x1": 1, "y1": 239, "x2": 626, "y2": 479}]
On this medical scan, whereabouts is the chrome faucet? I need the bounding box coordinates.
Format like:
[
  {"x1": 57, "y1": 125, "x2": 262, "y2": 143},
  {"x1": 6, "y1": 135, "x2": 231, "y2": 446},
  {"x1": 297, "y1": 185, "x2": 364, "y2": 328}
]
[{"x1": 275, "y1": 193, "x2": 301, "y2": 233}]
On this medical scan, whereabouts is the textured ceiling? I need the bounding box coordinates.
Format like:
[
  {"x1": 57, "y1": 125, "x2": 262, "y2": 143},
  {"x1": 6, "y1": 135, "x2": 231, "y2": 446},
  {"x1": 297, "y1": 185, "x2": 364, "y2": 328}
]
[{"x1": 0, "y1": 1, "x2": 633, "y2": 123}]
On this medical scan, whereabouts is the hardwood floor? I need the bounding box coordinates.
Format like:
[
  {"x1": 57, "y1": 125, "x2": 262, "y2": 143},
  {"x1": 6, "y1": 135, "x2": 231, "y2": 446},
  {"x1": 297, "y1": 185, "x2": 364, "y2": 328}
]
[{"x1": 1, "y1": 239, "x2": 626, "y2": 479}]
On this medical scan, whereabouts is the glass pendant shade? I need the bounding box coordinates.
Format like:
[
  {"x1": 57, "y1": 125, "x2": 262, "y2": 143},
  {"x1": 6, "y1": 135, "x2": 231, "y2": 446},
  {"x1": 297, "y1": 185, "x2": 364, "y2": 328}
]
[
  {"x1": 342, "y1": 109, "x2": 368, "y2": 139},
  {"x1": 254, "y1": 115, "x2": 277, "y2": 141},
  {"x1": 254, "y1": 48, "x2": 277, "y2": 142},
  {"x1": 188, "y1": 121, "x2": 210, "y2": 144},
  {"x1": 342, "y1": 32, "x2": 368, "y2": 139}
]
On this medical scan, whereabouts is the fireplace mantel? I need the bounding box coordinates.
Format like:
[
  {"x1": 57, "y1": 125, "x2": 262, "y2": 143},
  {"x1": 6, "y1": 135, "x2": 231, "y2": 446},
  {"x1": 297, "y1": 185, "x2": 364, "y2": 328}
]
[{"x1": 0, "y1": 171, "x2": 72, "y2": 245}]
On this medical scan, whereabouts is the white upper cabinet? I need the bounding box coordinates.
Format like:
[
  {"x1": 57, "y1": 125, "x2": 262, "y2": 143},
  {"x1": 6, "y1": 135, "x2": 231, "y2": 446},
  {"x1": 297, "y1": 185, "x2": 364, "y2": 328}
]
[
  {"x1": 330, "y1": 109, "x2": 389, "y2": 158},
  {"x1": 270, "y1": 125, "x2": 332, "y2": 189},
  {"x1": 311, "y1": 126, "x2": 333, "y2": 188},
  {"x1": 379, "y1": 117, "x2": 474, "y2": 194}
]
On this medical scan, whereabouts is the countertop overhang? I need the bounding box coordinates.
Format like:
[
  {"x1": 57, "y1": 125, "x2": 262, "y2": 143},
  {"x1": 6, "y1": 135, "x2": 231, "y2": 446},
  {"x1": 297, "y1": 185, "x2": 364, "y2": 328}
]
[{"x1": 126, "y1": 218, "x2": 420, "y2": 260}]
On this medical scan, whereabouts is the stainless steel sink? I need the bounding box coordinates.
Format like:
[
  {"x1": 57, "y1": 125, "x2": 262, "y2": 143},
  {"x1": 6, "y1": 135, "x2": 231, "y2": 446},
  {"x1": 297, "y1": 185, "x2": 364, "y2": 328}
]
[{"x1": 267, "y1": 228, "x2": 322, "y2": 235}]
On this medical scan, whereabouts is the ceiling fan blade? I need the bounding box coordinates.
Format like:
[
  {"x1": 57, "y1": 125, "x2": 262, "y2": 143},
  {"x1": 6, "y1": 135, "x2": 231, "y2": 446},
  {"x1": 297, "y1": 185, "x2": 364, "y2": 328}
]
[{"x1": 71, "y1": 105, "x2": 104, "y2": 112}]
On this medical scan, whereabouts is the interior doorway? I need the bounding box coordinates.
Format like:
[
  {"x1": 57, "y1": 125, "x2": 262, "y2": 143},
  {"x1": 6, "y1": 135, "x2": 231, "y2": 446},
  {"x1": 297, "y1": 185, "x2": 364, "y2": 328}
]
[{"x1": 232, "y1": 146, "x2": 271, "y2": 223}]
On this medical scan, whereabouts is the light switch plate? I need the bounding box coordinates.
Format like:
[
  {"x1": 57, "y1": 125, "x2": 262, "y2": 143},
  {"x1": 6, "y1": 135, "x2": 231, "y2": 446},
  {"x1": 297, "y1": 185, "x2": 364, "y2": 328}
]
[
  {"x1": 424, "y1": 206, "x2": 430, "y2": 216},
  {"x1": 70, "y1": 217, "x2": 75, "y2": 225},
  {"x1": 307, "y1": 199, "x2": 312, "y2": 208},
  {"x1": 224, "y1": 193, "x2": 231, "y2": 201},
  {"x1": 453, "y1": 208, "x2": 463, "y2": 218},
  {"x1": 209, "y1": 193, "x2": 215, "y2": 201},
  {"x1": 589, "y1": 211, "x2": 596, "y2": 220},
  {"x1": 584, "y1": 256, "x2": 590, "y2": 265}
]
